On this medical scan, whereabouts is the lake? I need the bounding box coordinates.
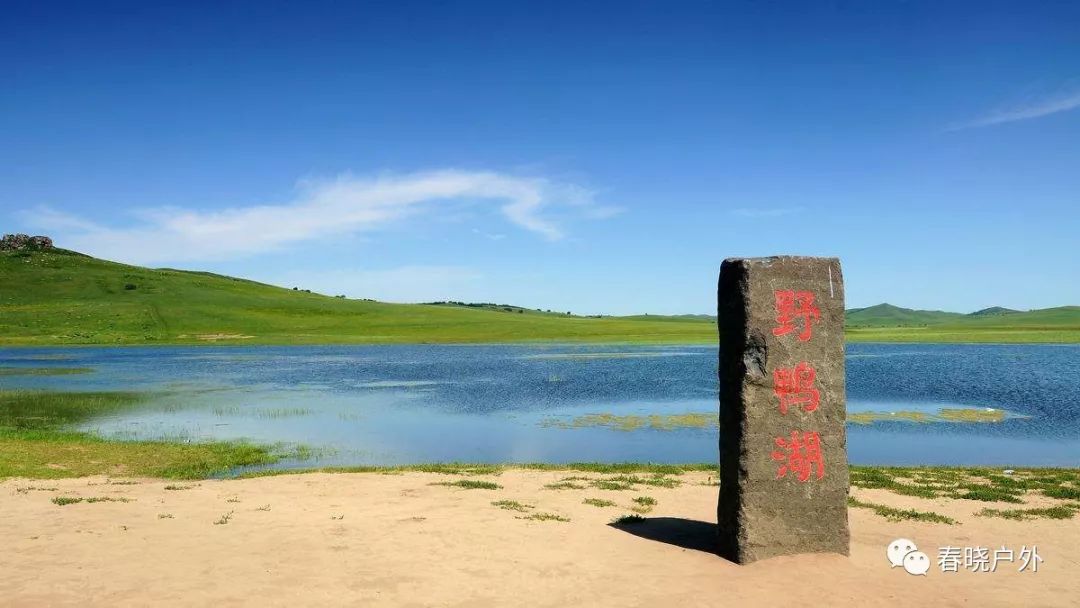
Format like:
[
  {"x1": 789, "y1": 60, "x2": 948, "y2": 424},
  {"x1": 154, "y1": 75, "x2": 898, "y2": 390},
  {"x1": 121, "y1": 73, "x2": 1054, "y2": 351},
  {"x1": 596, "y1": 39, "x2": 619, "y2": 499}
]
[{"x1": 2, "y1": 343, "x2": 1078, "y2": 470}]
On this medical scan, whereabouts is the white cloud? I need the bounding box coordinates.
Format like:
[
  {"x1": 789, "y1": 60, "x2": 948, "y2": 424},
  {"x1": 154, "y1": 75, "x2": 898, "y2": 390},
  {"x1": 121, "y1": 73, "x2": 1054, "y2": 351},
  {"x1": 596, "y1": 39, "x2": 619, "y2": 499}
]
[
  {"x1": 22, "y1": 169, "x2": 618, "y2": 264},
  {"x1": 258, "y1": 265, "x2": 484, "y2": 303},
  {"x1": 952, "y1": 87, "x2": 1080, "y2": 130}
]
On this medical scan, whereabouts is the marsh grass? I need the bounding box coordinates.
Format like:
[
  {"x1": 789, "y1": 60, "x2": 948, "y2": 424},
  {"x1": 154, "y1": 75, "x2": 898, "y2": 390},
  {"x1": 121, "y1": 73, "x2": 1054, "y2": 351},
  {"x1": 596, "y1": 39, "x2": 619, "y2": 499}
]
[
  {"x1": 214, "y1": 511, "x2": 234, "y2": 525},
  {"x1": 0, "y1": 390, "x2": 145, "y2": 431},
  {"x1": 492, "y1": 500, "x2": 534, "y2": 512},
  {"x1": 212, "y1": 406, "x2": 315, "y2": 419},
  {"x1": 164, "y1": 484, "x2": 194, "y2": 491},
  {"x1": 430, "y1": 479, "x2": 502, "y2": 490},
  {"x1": 255, "y1": 504, "x2": 272, "y2": 511},
  {"x1": 632, "y1": 496, "x2": 657, "y2": 507},
  {"x1": 611, "y1": 514, "x2": 646, "y2": 525},
  {"x1": 0, "y1": 390, "x2": 280, "y2": 480},
  {"x1": 847, "y1": 497, "x2": 956, "y2": 524},
  {"x1": 583, "y1": 498, "x2": 616, "y2": 508},
  {"x1": 158, "y1": 513, "x2": 174, "y2": 519}
]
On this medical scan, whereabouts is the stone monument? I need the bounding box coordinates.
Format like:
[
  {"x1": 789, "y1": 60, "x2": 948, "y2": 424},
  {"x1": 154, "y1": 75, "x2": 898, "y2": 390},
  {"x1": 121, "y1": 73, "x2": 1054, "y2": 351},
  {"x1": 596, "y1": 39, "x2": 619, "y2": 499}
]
[{"x1": 716, "y1": 256, "x2": 849, "y2": 563}]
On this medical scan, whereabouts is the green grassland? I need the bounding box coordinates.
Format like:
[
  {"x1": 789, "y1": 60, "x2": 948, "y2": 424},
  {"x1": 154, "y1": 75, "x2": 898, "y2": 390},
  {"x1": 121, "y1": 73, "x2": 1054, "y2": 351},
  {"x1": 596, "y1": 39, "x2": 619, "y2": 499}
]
[
  {"x1": 1, "y1": 249, "x2": 1077, "y2": 345},
  {"x1": 0, "y1": 249, "x2": 717, "y2": 345},
  {"x1": 0, "y1": 390, "x2": 278, "y2": 479}
]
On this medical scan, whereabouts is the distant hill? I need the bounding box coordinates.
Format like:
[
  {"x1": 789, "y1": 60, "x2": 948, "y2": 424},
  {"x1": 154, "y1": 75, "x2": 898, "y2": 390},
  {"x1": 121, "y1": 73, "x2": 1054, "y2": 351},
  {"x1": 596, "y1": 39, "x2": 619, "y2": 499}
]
[
  {"x1": 845, "y1": 303, "x2": 963, "y2": 327},
  {"x1": 968, "y1": 306, "x2": 1021, "y2": 317},
  {"x1": 1, "y1": 249, "x2": 1076, "y2": 345}
]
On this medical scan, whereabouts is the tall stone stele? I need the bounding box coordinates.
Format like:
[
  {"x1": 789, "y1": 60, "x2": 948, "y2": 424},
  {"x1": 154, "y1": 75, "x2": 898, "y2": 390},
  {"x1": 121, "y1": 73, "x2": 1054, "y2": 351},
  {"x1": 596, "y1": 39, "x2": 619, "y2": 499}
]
[{"x1": 716, "y1": 256, "x2": 849, "y2": 564}]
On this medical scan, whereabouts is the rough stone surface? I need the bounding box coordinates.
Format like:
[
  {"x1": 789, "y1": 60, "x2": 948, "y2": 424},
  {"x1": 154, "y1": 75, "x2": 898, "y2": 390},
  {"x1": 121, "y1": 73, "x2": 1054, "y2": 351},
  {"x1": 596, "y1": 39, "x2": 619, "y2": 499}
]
[
  {"x1": 0, "y1": 234, "x2": 53, "y2": 251},
  {"x1": 717, "y1": 256, "x2": 849, "y2": 564}
]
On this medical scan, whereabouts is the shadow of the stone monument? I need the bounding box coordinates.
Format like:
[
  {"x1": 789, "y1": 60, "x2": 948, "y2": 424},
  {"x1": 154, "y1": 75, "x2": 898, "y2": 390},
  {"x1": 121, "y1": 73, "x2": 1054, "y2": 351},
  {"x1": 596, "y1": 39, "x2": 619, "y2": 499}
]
[{"x1": 608, "y1": 517, "x2": 726, "y2": 558}]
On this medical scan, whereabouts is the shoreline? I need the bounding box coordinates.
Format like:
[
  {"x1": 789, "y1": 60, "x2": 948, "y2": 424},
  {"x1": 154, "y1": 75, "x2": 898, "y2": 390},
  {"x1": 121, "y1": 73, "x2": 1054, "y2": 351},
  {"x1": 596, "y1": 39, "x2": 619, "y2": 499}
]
[{"x1": 3, "y1": 468, "x2": 1077, "y2": 606}]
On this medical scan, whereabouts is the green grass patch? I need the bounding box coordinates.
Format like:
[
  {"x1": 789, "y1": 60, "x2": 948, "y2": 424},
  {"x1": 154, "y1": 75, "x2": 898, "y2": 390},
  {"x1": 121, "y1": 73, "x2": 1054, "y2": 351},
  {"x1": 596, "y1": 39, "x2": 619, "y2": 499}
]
[
  {"x1": 430, "y1": 479, "x2": 502, "y2": 490},
  {"x1": 583, "y1": 498, "x2": 616, "y2": 507},
  {"x1": 492, "y1": 500, "x2": 534, "y2": 512},
  {"x1": 611, "y1": 514, "x2": 647, "y2": 525},
  {"x1": 953, "y1": 484, "x2": 1025, "y2": 503},
  {"x1": 51, "y1": 496, "x2": 83, "y2": 506},
  {"x1": 976, "y1": 505, "x2": 1079, "y2": 521},
  {"x1": 517, "y1": 512, "x2": 569, "y2": 522},
  {"x1": 1042, "y1": 486, "x2": 1080, "y2": 500},
  {"x1": 847, "y1": 496, "x2": 956, "y2": 524},
  {"x1": 544, "y1": 481, "x2": 587, "y2": 490}
]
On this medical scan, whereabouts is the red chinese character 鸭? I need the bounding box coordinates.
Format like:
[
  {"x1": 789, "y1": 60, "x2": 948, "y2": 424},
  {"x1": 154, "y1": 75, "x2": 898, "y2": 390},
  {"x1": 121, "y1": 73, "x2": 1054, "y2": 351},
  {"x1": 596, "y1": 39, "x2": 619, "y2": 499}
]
[
  {"x1": 772, "y1": 290, "x2": 821, "y2": 342},
  {"x1": 773, "y1": 361, "x2": 820, "y2": 414},
  {"x1": 771, "y1": 430, "x2": 825, "y2": 482}
]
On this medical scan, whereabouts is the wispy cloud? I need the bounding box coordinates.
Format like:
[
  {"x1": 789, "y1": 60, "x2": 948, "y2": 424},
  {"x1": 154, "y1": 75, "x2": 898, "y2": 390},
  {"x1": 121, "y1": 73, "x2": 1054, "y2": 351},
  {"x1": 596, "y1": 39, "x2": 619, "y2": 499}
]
[
  {"x1": 951, "y1": 87, "x2": 1080, "y2": 130},
  {"x1": 259, "y1": 265, "x2": 484, "y2": 303},
  {"x1": 730, "y1": 207, "x2": 802, "y2": 218},
  {"x1": 23, "y1": 170, "x2": 619, "y2": 264}
]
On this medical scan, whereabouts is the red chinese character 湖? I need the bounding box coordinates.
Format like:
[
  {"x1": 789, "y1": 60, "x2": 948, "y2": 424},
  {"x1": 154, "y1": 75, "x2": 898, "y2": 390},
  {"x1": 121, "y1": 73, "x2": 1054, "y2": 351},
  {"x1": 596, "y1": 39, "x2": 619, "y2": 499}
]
[
  {"x1": 773, "y1": 362, "x2": 820, "y2": 414},
  {"x1": 771, "y1": 430, "x2": 825, "y2": 482},
  {"x1": 772, "y1": 290, "x2": 821, "y2": 341}
]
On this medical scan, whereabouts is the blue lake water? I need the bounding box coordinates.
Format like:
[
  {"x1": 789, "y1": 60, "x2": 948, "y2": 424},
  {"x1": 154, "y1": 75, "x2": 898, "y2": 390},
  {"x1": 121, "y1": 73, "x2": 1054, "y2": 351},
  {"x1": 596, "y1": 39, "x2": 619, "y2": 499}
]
[{"x1": 2, "y1": 343, "x2": 1078, "y2": 470}]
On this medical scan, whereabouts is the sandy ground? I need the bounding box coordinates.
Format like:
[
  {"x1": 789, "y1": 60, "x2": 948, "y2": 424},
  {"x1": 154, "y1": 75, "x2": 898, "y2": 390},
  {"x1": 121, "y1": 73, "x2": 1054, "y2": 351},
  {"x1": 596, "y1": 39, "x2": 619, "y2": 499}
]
[{"x1": 2, "y1": 470, "x2": 1077, "y2": 607}]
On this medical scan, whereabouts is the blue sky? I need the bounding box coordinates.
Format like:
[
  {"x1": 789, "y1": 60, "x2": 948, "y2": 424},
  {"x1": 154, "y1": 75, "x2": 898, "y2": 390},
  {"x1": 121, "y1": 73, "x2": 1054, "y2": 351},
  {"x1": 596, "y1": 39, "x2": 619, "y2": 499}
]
[{"x1": 3, "y1": 1, "x2": 1078, "y2": 315}]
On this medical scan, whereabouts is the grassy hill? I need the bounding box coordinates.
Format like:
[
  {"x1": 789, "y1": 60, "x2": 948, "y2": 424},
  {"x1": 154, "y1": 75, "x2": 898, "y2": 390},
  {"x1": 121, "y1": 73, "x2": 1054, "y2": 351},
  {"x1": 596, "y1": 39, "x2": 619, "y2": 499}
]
[
  {"x1": 0, "y1": 249, "x2": 719, "y2": 345},
  {"x1": 1, "y1": 249, "x2": 1077, "y2": 345}
]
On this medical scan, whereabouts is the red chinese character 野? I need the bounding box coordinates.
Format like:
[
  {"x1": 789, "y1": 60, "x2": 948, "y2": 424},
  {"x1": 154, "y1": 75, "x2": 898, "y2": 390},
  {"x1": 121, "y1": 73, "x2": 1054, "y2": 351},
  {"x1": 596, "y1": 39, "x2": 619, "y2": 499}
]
[
  {"x1": 772, "y1": 290, "x2": 821, "y2": 342},
  {"x1": 773, "y1": 362, "x2": 820, "y2": 414},
  {"x1": 771, "y1": 430, "x2": 825, "y2": 482}
]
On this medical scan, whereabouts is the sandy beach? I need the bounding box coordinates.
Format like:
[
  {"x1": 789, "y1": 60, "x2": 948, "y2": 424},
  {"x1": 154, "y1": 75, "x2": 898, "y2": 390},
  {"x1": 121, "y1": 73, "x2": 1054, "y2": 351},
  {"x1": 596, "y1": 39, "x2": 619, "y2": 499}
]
[{"x1": 2, "y1": 469, "x2": 1077, "y2": 607}]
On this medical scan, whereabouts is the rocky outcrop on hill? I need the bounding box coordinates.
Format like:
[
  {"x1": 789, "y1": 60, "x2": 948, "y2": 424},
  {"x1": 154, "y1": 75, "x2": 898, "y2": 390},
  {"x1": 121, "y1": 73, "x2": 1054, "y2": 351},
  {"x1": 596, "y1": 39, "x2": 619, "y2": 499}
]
[{"x1": 0, "y1": 234, "x2": 54, "y2": 251}]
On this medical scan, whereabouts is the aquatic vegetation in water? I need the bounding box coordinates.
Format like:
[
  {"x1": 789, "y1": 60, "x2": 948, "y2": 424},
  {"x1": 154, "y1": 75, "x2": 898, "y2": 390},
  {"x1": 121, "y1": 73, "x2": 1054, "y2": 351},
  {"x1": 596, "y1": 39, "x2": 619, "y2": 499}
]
[
  {"x1": 211, "y1": 406, "x2": 315, "y2": 419},
  {"x1": 521, "y1": 352, "x2": 699, "y2": 360},
  {"x1": 847, "y1": 407, "x2": 1020, "y2": 425},
  {"x1": 0, "y1": 366, "x2": 93, "y2": 376},
  {"x1": 542, "y1": 412, "x2": 717, "y2": 432}
]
